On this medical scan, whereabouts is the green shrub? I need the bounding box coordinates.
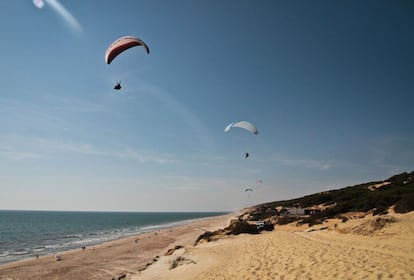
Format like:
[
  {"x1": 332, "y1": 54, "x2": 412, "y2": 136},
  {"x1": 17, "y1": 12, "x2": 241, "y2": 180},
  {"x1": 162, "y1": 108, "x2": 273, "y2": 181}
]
[{"x1": 394, "y1": 192, "x2": 414, "y2": 213}]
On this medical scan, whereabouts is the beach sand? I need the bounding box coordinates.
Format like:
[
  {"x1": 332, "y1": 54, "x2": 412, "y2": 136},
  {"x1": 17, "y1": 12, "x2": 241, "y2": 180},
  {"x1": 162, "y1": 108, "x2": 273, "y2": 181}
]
[
  {"x1": 0, "y1": 213, "x2": 235, "y2": 280},
  {"x1": 1, "y1": 211, "x2": 413, "y2": 280},
  {"x1": 130, "y1": 211, "x2": 414, "y2": 280}
]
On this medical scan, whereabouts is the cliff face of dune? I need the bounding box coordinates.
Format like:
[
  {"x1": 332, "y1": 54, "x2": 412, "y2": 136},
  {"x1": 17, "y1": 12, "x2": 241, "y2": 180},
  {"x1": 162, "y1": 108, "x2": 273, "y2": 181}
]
[{"x1": 194, "y1": 220, "x2": 274, "y2": 245}]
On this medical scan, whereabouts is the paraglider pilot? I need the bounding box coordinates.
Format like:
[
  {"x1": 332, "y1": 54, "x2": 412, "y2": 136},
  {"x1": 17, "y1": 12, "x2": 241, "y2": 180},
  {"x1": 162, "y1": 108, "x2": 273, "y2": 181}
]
[{"x1": 114, "y1": 82, "x2": 121, "y2": 90}]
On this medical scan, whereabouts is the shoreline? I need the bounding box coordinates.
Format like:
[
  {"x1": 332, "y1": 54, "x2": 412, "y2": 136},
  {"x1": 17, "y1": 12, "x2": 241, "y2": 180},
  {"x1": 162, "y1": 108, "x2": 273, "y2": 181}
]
[
  {"x1": 0, "y1": 213, "x2": 237, "y2": 280},
  {"x1": 0, "y1": 211, "x2": 230, "y2": 266}
]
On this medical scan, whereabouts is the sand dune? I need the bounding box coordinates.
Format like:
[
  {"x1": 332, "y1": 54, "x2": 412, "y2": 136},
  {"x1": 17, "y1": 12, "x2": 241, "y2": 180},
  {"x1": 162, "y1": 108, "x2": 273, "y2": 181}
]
[{"x1": 131, "y1": 212, "x2": 414, "y2": 280}]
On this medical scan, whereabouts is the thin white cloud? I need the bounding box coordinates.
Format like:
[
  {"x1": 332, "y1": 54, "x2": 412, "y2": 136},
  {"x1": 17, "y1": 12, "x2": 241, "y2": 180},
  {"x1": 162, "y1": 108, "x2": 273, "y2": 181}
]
[
  {"x1": 115, "y1": 148, "x2": 176, "y2": 164},
  {"x1": 41, "y1": 94, "x2": 114, "y2": 113},
  {"x1": 48, "y1": 141, "x2": 176, "y2": 164},
  {"x1": 273, "y1": 156, "x2": 331, "y2": 171},
  {"x1": 55, "y1": 142, "x2": 104, "y2": 156},
  {"x1": 0, "y1": 134, "x2": 175, "y2": 165},
  {"x1": 0, "y1": 144, "x2": 43, "y2": 160},
  {"x1": 44, "y1": 0, "x2": 83, "y2": 33},
  {"x1": 0, "y1": 97, "x2": 80, "y2": 133}
]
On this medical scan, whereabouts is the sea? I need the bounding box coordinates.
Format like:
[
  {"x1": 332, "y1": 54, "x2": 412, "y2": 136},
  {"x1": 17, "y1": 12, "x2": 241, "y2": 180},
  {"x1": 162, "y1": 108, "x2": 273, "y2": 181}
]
[{"x1": 0, "y1": 210, "x2": 228, "y2": 265}]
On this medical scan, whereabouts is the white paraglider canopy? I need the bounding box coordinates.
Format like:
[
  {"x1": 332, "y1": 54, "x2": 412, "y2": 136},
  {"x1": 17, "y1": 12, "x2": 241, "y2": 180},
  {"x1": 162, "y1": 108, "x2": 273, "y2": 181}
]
[{"x1": 224, "y1": 121, "x2": 258, "y2": 135}]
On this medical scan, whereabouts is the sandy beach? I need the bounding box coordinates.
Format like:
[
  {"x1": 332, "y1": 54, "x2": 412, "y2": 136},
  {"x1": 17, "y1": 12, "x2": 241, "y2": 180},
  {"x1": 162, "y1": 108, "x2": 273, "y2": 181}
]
[
  {"x1": 131, "y1": 211, "x2": 414, "y2": 280},
  {"x1": 0, "y1": 213, "x2": 235, "y2": 280},
  {"x1": 1, "y1": 211, "x2": 413, "y2": 280}
]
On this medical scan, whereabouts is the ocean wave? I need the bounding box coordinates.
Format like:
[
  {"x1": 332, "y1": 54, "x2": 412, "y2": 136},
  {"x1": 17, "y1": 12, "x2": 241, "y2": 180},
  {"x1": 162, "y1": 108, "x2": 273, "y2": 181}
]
[
  {"x1": 11, "y1": 249, "x2": 30, "y2": 256},
  {"x1": 44, "y1": 244, "x2": 62, "y2": 249},
  {"x1": 140, "y1": 219, "x2": 193, "y2": 232},
  {"x1": 32, "y1": 246, "x2": 45, "y2": 252},
  {"x1": 63, "y1": 234, "x2": 83, "y2": 239},
  {"x1": 0, "y1": 251, "x2": 10, "y2": 257}
]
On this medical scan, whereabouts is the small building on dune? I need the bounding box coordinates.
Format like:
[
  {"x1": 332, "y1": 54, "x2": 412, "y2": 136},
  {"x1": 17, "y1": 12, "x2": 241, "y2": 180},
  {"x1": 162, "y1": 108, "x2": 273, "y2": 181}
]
[
  {"x1": 286, "y1": 207, "x2": 305, "y2": 216},
  {"x1": 283, "y1": 207, "x2": 323, "y2": 216}
]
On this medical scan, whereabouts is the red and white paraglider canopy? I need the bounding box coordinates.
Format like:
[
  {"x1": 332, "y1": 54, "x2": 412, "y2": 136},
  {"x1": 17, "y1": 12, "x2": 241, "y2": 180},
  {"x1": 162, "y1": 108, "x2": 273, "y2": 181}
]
[{"x1": 105, "y1": 36, "x2": 150, "y2": 64}]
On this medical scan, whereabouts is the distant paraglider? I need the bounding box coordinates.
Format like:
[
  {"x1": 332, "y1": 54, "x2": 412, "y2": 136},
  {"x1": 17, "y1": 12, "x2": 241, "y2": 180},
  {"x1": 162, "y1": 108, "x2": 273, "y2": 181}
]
[
  {"x1": 114, "y1": 83, "x2": 121, "y2": 90},
  {"x1": 225, "y1": 121, "x2": 258, "y2": 158},
  {"x1": 114, "y1": 81, "x2": 122, "y2": 91},
  {"x1": 105, "y1": 36, "x2": 150, "y2": 64},
  {"x1": 245, "y1": 188, "x2": 253, "y2": 192}
]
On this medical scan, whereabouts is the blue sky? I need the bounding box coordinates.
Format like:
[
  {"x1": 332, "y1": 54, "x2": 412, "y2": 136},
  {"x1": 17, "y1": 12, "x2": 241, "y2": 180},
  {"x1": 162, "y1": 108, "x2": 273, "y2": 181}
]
[{"x1": 0, "y1": 0, "x2": 413, "y2": 211}]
